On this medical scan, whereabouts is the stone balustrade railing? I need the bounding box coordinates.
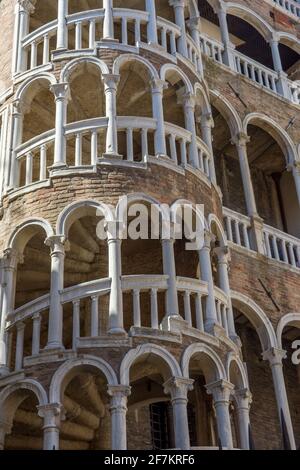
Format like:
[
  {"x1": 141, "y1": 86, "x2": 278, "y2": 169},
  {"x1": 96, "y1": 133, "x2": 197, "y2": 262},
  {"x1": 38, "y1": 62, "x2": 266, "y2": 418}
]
[
  {"x1": 263, "y1": 224, "x2": 300, "y2": 268},
  {"x1": 223, "y1": 207, "x2": 252, "y2": 250},
  {"x1": 199, "y1": 34, "x2": 224, "y2": 65},
  {"x1": 234, "y1": 51, "x2": 279, "y2": 94},
  {"x1": 272, "y1": 0, "x2": 300, "y2": 18},
  {"x1": 5, "y1": 274, "x2": 232, "y2": 372}
]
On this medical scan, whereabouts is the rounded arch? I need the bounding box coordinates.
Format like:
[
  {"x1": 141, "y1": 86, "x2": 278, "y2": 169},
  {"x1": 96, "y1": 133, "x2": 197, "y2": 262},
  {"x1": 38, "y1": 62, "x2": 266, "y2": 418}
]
[
  {"x1": 60, "y1": 57, "x2": 109, "y2": 83},
  {"x1": 0, "y1": 379, "x2": 48, "y2": 425},
  {"x1": 224, "y1": 2, "x2": 274, "y2": 41},
  {"x1": 226, "y1": 352, "x2": 249, "y2": 390},
  {"x1": 15, "y1": 73, "x2": 57, "y2": 103},
  {"x1": 277, "y1": 313, "x2": 300, "y2": 349},
  {"x1": 231, "y1": 290, "x2": 278, "y2": 351},
  {"x1": 194, "y1": 82, "x2": 211, "y2": 115},
  {"x1": 7, "y1": 218, "x2": 54, "y2": 254},
  {"x1": 181, "y1": 343, "x2": 226, "y2": 382},
  {"x1": 243, "y1": 113, "x2": 298, "y2": 165},
  {"x1": 160, "y1": 63, "x2": 194, "y2": 93},
  {"x1": 49, "y1": 356, "x2": 118, "y2": 404},
  {"x1": 210, "y1": 90, "x2": 243, "y2": 137},
  {"x1": 276, "y1": 32, "x2": 300, "y2": 55},
  {"x1": 208, "y1": 213, "x2": 227, "y2": 247},
  {"x1": 120, "y1": 343, "x2": 182, "y2": 386},
  {"x1": 56, "y1": 199, "x2": 115, "y2": 238},
  {"x1": 112, "y1": 54, "x2": 159, "y2": 80}
]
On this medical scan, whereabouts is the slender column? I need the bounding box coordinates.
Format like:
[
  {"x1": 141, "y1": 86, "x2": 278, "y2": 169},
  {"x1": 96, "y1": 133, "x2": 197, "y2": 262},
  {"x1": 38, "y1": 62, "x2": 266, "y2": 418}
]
[
  {"x1": 181, "y1": 93, "x2": 199, "y2": 169},
  {"x1": 9, "y1": 100, "x2": 23, "y2": 189},
  {"x1": 199, "y1": 231, "x2": 218, "y2": 331},
  {"x1": 169, "y1": 0, "x2": 188, "y2": 57},
  {"x1": 56, "y1": 0, "x2": 68, "y2": 50},
  {"x1": 0, "y1": 249, "x2": 19, "y2": 374},
  {"x1": 15, "y1": 322, "x2": 25, "y2": 371},
  {"x1": 91, "y1": 295, "x2": 99, "y2": 337},
  {"x1": 45, "y1": 237, "x2": 66, "y2": 350},
  {"x1": 103, "y1": 0, "x2": 114, "y2": 41},
  {"x1": 216, "y1": 2, "x2": 236, "y2": 70},
  {"x1": 151, "y1": 79, "x2": 167, "y2": 156},
  {"x1": 38, "y1": 404, "x2": 64, "y2": 450},
  {"x1": 206, "y1": 380, "x2": 235, "y2": 449},
  {"x1": 72, "y1": 300, "x2": 80, "y2": 350},
  {"x1": 214, "y1": 247, "x2": 237, "y2": 339},
  {"x1": 201, "y1": 113, "x2": 217, "y2": 184},
  {"x1": 107, "y1": 227, "x2": 125, "y2": 335},
  {"x1": 291, "y1": 162, "x2": 300, "y2": 209},
  {"x1": 235, "y1": 389, "x2": 252, "y2": 450},
  {"x1": 233, "y1": 133, "x2": 258, "y2": 217},
  {"x1": 162, "y1": 239, "x2": 179, "y2": 317},
  {"x1": 50, "y1": 83, "x2": 69, "y2": 168},
  {"x1": 102, "y1": 74, "x2": 121, "y2": 159},
  {"x1": 269, "y1": 35, "x2": 290, "y2": 99},
  {"x1": 32, "y1": 313, "x2": 41, "y2": 356},
  {"x1": 108, "y1": 385, "x2": 131, "y2": 450},
  {"x1": 146, "y1": 0, "x2": 158, "y2": 44},
  {"x1": 17, "y1": 0, "x2": 35, "y2": 73},
  {"x1": 187, "y1": 17, "x2": 204, "y2": 76},
  {"x1": 164, "y1": 377, "x2": 194, "y2": 450},
  {"x1": 263, "y1": 348, "x2": 296, "y2": 450}
]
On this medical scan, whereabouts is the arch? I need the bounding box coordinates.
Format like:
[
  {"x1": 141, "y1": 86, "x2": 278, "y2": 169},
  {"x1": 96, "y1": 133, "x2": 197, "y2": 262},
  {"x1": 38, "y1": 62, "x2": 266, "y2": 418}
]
[
  {"x1": 116, "y1": 193, "x2": 171, "y2": 226},
  {"x1": 243, "y1": 113, "x2": 298, "y2": 165},
  {"x1": 210, "y1": 90, "x2": 243, "y2": 137},
  {"x1": 181, "y1": 343, "x2": 226, "y2": 381},
  {"x1": 49, "y1": 356, "x2": 118, "y2": 404},
  {"x1": 56, "y1": 199, "x2": 115, "y2": 237},
  {"x1": 7, "y1": 218, "x2": 54, "y2": 254},
  {"x1": 15, "y1": 73, "x2": 57, "y2": 103},
  {"x1": 120, "y1": 343, "x2": 182, "y2": 386},
  {"x1": 170, "y1": 198, "x2": 208, "y2": 240},
  {"x1": 208, "y1": 213, "x2": 227, "y2": 247},
  {"x1": 160, "y1": 63, "x2": 194, "y2": 94},
  {"x1": 276, "y1": 32, "x2": 300, "y2": 55},
  {"x1": 226, "y1": 352, "x2": 249, "y2": 390},
  {"x1": 194, "y1": 82, "x2": 211, "y2": 115},
  {"x1": 231, "y1": 290, "x2": 278, "y2": 351},
  {"x1": 60, "y1": 57, "x2": 110, "y2": 83},
  {"x1": 112, "y1": 54, "x2": 159, "y2": 80},
  {"x1": 277, "y1": 313, "x2": 300, "y2": 349},
  {"x1": 224, "y1": 2, "x2": 274, "y2": 41}
]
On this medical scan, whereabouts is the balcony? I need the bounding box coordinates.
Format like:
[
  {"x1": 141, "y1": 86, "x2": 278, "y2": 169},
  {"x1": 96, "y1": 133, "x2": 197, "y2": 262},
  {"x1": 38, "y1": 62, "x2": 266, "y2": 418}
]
[{"x1": 271, "y1": 0, "x2": 300, "y2": 19}]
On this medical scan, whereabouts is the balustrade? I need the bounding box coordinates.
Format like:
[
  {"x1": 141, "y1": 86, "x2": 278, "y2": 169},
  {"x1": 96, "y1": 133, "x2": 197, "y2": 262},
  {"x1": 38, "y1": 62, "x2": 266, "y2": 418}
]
[
  {"x1": 272, "y1": 0, "x2": 300, "y2": 18},
  {"x1": 263, "y1": 224, "x2": 300, "y2": 268},
  {"x1": 224, "y1": 208, "x2": 252, "y2": 250}
]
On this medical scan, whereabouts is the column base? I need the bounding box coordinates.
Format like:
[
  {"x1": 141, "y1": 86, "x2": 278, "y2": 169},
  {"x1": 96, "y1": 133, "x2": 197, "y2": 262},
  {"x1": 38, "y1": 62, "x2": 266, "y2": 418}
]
[
  {"x1": 107, "y1": 328, "x2": 127, "y2": 337},
  {"x1": 205, "y1": 321, "x2": 225, "y2": 337},
  {"x1": 161, "y1": 314, "x2": 188, "y2": 334},
  {"x1": 44, "y1": 343, "x2": 65, "y2": 352},
  {"x1": 97, "y1": 38, "x2": 120, "y2": 45},
  {"x1": 101, "y1": 153, "x2": 123, "y2": 161}
]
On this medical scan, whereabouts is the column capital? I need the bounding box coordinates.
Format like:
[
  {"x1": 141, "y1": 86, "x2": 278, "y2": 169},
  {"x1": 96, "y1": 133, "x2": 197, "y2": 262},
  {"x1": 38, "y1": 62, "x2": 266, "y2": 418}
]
[
  {"x1": 263, "y1": 347, "x2": 287, "y2": 366},
  {"x1": 235, "y1": 388, "x2": 253, "y2": 409},
  {"x1": 18, "y1": 0, "x2": 36, "y2": 14},
  {"x1": 200, "y1": 112, "x2": 214, "y2": 128},
  {"x1": 214, "y1": 245, "x2": 231, "y2": 264},
  {"x1": 50, "y1": 82, "x2": 70, "y2": 101},
  {"x1": 232, "y1": 132, "x2": 250, "y2": 148},
  {"x1": 178, "y1": 91, "x2": 197, "y2": 109},
  {"x1": 150, "y1": 78, "x2": 168, "y2": 93},
  {"x1": 3, "y1": 248, "x2": 22, "y2": 270},
  {"x1": 169, "y1": 0, "x2": 186, "y2": 8},
  {"x1": 268, "y1": 32, "x2": 280, "y2": 45},
  {"x1": 108, "y1": 385, "x2": 131, "y2": 411},
  {"x1": 187, "y1": 16, "x2": 201, "y2": 31},
  {"x1": 163, "y1": 377, "x2": 194, "y2": 399},
  {"x1": 201, "y1": 229, "x2": 215, "y2": 250},
  {"x1": 45, "y1": 235, "x2": 69, "y2": 253},
  {"x1": 206, "y1": 379, "x2": 235, "y2": 402},
  {"x1": 16, "y1": 321, "x2": 25, "y2": 332},
  {"x1": 38, "y1": 403, "x2": 65, "y2": 425},
  {"x1": 102, "y1": 74, "x2": 120, "y2": 88}
]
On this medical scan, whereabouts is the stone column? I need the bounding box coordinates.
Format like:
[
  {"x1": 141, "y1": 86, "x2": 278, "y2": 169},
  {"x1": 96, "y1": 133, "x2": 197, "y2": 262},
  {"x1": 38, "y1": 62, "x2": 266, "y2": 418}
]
[
  {"x1": 0, "y1": 249, "x2": 19, "y2": 374},
  {"x1": 107, "y1": 226, "x2": 125, "y2": 335},
  {"x1": 56, "y1": 0, "x2": 68, "y2": 50},
  {"x1": 199, "y1": 231, "x2": 218, "y2": 332},
  {"x1": 201, "y1": 113, "x2": 217, "y2": 184},
  {"x1": 206, "y1": 380, "x2": 235, "y2": 449},
  {"x1": 187, "y1": 17, "x2": 204, "y2": 76},
  {"x1": 15, "y1": 321, "x2": 25, "y2": 371},
  {"x1": 38, "y1": 404, "x2": 64, "y2": 450},
  {"x1": 17, "y1": 0, "x2": 35, "y2": 73},
  {"x1": 102, "y1": 74, "x2": 121, "y2": 159},
  {"x1": 291, "y1": 162, "x2": 300, "y2": 209},
  {"x1": 9, "y1": 100, "x2": 23, "y2": 189},
  {"x1": 216, "y1": 2, "x2": 236, "y2": 70},
  {"x1": 181, "y1": 93, "x2": 199, "y2": 169},
  {"x1": 169, "y1": 0, "x2": 188, "y2": 57},
  {"x1": 214, "y1": 247, "x2": 237, "y2": 339},
  {"x1": 146, "y1": 0, "x2": 158, "y2": 45},
  {"x1": 269, "y1": 35, "x2": 290, "y2": 100},
  {"x1": 235, "y1": 389, "x2": 252, "y2": 450},
  {"x1": 162, "y1": 238, "x2": 179, "y2": 317},
  {"x1": 45, "y1": 236, "x2": 66, "y2": 350},
  {"x1": 108, "y1": 385, "x2": 131, "y2": 450},
  {"x1": 51, "y1": 83, "x2": 69, "y2": 169},
  {"x1": 151, "y1": 79, "x2": 167, "y2": 157},
  {"x1": 164, "y1": 377, "x2": 194, "y2": 450},
  {"x1": 103, "y1": 0, "x2": 114, "y2": 41},
  {"x1": 263, "y1": 348, "x2": 296, "y2": 450}
]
